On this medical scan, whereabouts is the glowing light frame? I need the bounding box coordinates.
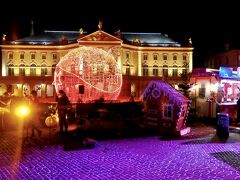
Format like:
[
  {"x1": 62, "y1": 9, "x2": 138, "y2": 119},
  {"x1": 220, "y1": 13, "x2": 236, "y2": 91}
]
[{"x1": 53, "y1": 46, "x2": 122, "y2": 103}]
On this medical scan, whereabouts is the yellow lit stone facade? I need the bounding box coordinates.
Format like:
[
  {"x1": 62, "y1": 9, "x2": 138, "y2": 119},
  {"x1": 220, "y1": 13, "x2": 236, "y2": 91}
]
[
  {"x1": 120, "y1": 44, "x2": 193, "y2": 77},
  {"x1": 0, "y1": 28, "x2": 193, "y2": 102}
]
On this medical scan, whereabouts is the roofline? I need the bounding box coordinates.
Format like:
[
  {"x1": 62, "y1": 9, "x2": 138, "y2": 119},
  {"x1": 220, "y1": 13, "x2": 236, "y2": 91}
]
[
  {"x1": 121, "y1": 32, "x2": 162, "y2": 35},
  {"x1": 79, "y1": 30, "x2": 122, "y2": 41},
  {"x1": 44, "y1": 30, "x2": 82, "y2": 33}
]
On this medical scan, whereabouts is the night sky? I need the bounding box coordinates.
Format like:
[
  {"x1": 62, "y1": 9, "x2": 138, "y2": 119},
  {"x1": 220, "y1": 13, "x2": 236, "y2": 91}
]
[{"x1": 0, "y1": 1, "x2": 239, "y2": 68}]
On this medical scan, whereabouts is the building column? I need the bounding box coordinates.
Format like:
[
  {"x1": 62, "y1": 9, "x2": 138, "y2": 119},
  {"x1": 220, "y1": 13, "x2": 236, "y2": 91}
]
[{"x1": 138, "y1": 51, "x2": 142, "y2": 76}]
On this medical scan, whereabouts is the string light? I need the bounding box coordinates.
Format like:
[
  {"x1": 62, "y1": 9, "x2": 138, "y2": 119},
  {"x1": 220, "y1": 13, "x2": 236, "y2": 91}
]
[{"x1": 53, "y1": 46, "x2": 122, "y2": 103}]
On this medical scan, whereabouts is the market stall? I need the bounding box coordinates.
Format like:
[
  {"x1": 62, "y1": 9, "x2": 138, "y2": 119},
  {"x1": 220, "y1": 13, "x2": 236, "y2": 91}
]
[{"x1": 216, "y1": 67, "x2": 240, "y2": 122}]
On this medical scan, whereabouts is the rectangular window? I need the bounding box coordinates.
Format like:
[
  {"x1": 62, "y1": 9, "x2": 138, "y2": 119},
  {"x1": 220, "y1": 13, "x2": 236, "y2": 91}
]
[
  {"x1": 163, "y1": 104, "x2": 173, "y2": 119},
  {"x1": 42, "y1": 53, "x2": 46, "y2": 59},
  {"x1": 163, "y1": 54, "x2": 168, "y2": 60},
  {"x1": 153, "y1": 68, "x2": 158, "y2": 76},
  {"x1": 199, "y1": 84, "x2": 206, "y2": 98},
  {"x1": 8, "y1": 52, "x2": 13, "y2": 59},
  {"x1": 143, "y1": 54, "x2": 148, "y2": 60},
  {"x1": 20, "y1": 53, "x2": 24, "y2": 59},
  {"x1": 143, "y1": 68, "x2": 148, "y2": 76},
  {"x1": 126, "y1": 65, "x2": 130, "y2": 75},
  {"x1": 173, "y1": 68, "x2": 178, "y2": 77},
  {"x1": 199, "y1": 88, "x2": 206, "y2": 98},
  {"x1": 53, "y1": 53, "x2": 57, "y2": 60},
  {"x1": 126, "y1": 52, "x2": 129, "y2": 59},
  {"x1": 183, "y1": 54, "x2": 187, "y2": 60},
  {"x1": 153, "y1": 54, "x2": 158, "y2": 60},
  {"x1": 173, "y1": 55, "x2": 177, "y2": 60},
  {"x1": 31, "y1": 53, "x2": 35, "y2": 59}
]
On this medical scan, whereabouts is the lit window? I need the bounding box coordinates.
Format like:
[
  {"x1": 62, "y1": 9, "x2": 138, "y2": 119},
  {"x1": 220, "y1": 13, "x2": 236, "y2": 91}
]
[
  {"x1": 153, "y1": 54, "x2": 158, "y2": 60},
  {"x1": 126, "y1": 64, "x2": 130, "y2": 75},
  {"x1": 143, "y1": 65, "x2": 148, "y2": 76},
  {"x1": 53, "y1": 53, "x2": 57, "y2": 60},
  {"x1": 173, "y1": 54, "x2": 177, "y2": 60},
  {"x1": 143, "y1": 54, "x2": 148, "y2": 60},
  {"x1": 41, "y1": 64, "x2": 47, "y2": 75},
  {"x1": 8, "y1": 52, "x2": 13, "y2": 59},
  {"x1": 19, "y1": 64, "x2": 25, "y2": 76},
  {"x1": 52, "y1": 64, "x2": 57, "y2": 75},
  {"x1": 31, "y1": 53, "x2": 35, "y2": 59},
  {"x1": 42, "y1": 53, "x2": 46, "y2": 59},
  {"x1": 153, "y1": 65, "x2": 158, "y2": 76},
  {"x1": 30, "y1": 64, "x2": 36, "y2": 76},
  {"x1": 163, "y1": 54, "x2": 168, "y2": 60},
  {"x1": 126, "y1": 52, "x2": 129, "y2": 59},
  {"x1": 199, "y1": 84, "x2": 206, "y2": 98},
  {"x1": 163, "y1": 65, "x2": 168, "y2": 77},
  {"x1": 20, "y1": 52, "x2": 24, "y2": 59},
  {"x1": 173, "y1": 65, "x2": 178, "y2": 77},
  {"x1": 183, "y1": 54, "x2": 187, "y2": 60},
  {"x1": 8, "y1": 64, "x2": 14, "y2": 76}
]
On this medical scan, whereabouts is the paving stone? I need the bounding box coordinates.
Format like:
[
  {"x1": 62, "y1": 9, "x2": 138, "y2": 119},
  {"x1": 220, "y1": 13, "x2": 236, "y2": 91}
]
[{"x1": 0, "y1": 124, "x2": 240, "y2": 179}]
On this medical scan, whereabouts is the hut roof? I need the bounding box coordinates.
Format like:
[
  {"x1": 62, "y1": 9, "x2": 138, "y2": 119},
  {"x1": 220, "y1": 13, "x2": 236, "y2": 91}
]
[{"x1": 143, "y1": 80, "x2": 191, "y2": 105}]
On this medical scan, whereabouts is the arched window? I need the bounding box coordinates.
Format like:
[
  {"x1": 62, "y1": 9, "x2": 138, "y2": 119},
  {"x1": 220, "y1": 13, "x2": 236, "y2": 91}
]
[
  {"x1": 19, "y1": 64, "x2": 25, "y2": 76},
  {"x1": 163, "y1": 65, "x2": 168, "y2": 77},
  {"x1": 183, "y1": 54, "x2": 187, "y2": 60},
  {"x1": 30, "y1": 64, "x2": 36, "y2": 76},
  {"x1": 173, "y1": 65, "x2": 178, "y2": 77},
  {"x1": 126, "y1": 64, "x2": 130, "y2": 75},
  {"x1": 8, "y1": 64, "x2": 14, "y2": 76},
  {"x1": 153, "y1": 65, "x2": 158, "y2": 76},
  {"x1": 182, "y1": 68, "x2": 187, "y2": 76},
  {"x1": 163, "y1": 54, "x2": 168, "y2": 60},
  {"x1": 41, "y1": 64, "x2": 47, "y2": 76},
  {"x1": 173, "y1": 54, "x2": 178, "y2": 61},
  {"x1": 143, "y1": 65, "x2": 148, "y2": 76}
]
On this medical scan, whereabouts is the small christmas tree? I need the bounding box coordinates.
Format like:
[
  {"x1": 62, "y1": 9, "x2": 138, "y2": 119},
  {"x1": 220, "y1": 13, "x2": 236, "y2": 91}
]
[
  {"x1": 178, "y1": 72, "x2": 192, "y2": 98},
  {"x1": 178, "y1": 72, "x2": 197, "y2": 124}
]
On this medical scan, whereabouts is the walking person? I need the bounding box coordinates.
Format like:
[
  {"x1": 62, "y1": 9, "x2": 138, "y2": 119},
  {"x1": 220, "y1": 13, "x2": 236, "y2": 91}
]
[
  {"x1": 56, "y1": 90, "x2": 70, "y2": 135},
  {"x1": 29, "y1": 90, "x2": 42, "y2": 138}
]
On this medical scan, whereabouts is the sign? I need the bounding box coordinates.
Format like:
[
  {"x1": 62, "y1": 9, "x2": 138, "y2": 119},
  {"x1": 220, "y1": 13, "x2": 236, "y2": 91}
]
[{"x1": 219, "y1": 66, "x2": 240, "y2": 79}]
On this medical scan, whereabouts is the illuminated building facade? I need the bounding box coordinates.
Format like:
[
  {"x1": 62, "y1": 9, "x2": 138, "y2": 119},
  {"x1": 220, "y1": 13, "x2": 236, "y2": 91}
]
[{"x1": 0, "y1": 23, "x2": 193, "y2": 102}]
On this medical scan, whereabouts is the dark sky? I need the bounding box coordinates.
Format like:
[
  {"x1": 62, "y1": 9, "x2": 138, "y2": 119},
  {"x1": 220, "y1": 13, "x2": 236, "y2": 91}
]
[{"x1": 0, "y1": 1, "x2": 239, "y2": 68}]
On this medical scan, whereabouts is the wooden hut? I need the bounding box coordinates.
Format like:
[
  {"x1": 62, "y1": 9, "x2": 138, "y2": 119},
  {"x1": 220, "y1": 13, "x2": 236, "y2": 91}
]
[{"x1": 142, "y1": 80, "x2": 191, "y2": 136}]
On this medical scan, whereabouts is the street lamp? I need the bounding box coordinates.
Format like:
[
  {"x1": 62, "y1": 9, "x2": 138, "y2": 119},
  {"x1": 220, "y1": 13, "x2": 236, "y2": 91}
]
[{"x1": 15, "y1": 105, "x2": 30, "y2": 138}]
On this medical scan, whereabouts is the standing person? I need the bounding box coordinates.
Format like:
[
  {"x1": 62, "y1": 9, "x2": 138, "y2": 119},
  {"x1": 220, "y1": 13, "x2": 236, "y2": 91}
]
[
  {"x1": 56, "y1": 90, "x2": 70, "y2": 134},
  {"x1": 0, "y1": 91, "x2": 11, "y2": 108},
  {"x1": 29, "y1": 90, "x2": 42, "y2": 138}
]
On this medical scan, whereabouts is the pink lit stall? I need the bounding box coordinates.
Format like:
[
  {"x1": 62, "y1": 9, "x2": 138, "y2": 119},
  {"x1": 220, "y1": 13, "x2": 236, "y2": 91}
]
[{"x1": 142, "y1": 80, "x2": 191, "y2": 136}]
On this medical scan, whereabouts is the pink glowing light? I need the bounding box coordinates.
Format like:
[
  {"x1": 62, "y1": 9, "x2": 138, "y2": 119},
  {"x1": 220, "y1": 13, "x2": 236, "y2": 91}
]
[{"x1": 53, "y1": 46, "x2": 122, "y2": 103}]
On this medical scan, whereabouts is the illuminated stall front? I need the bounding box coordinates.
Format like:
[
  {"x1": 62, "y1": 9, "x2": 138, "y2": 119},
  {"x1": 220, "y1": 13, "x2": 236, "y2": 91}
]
[{"x1": 216, "y1": 67, "x2": 240, "y2": 121}]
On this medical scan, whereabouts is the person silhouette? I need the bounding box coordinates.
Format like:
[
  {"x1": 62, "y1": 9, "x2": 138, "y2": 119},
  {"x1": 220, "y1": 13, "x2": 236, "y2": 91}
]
[
  {"x1": 56, "y1": 90, "x2": 70, "y2": 134},
  {"x1": 0, "y1": 91, "x2": 11, "y2": 108},
  {"x1": 28, "y1": 90, "x2": 42, "y2": 138}
]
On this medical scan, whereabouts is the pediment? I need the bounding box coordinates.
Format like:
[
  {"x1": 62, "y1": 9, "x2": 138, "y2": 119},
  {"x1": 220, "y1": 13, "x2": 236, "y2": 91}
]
[{"x1": 79, "y1": 30, "x2": 121, "y2": 42}]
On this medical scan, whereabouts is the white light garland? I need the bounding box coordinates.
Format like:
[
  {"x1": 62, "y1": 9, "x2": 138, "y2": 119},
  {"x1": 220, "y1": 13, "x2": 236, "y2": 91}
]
[{"x1": 53, "y1": 46, "x2": 122, "y2": 103}]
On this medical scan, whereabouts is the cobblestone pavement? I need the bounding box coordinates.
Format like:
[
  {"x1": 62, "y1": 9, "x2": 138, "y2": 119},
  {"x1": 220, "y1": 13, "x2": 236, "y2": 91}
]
[{"x1": 1, "y1": 124, "x2": 240, "y2": 179}]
